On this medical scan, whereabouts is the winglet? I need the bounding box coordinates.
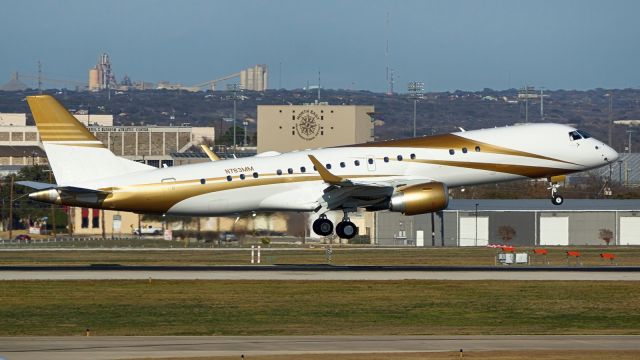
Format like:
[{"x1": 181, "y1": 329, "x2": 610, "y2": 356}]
[
  {"x1": 308, "y1": 155, "x2": 344, "y2": 185},
  {"x1": 200, "y1": 145, "x2": 220, "y2": 161}
]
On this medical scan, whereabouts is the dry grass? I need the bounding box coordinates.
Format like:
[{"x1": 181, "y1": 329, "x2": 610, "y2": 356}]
[
  {"x1": 1, "y1": 280, "x2": 639, "y2": 336},
  {"x1": 133, "y1": 350, "x2": 640, "y2": 360},
  {"x1": 1, "y1": 246, "x2": 640, "y2": 266}
]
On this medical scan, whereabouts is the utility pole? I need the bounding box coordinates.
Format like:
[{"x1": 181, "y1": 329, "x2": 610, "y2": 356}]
[
  {"x1": 37, "y1": 60, "x2": 43, "y2": 94},
  {"x1": 524, "y1": 85, "x2": 529, "y2": 123},
  {"x1": 608, "y1": 93, "x2": 613, "y2": 145},
  {"x1": 227, "y1": 84, "x2": 242, "y2": 156},
  {"x1": 540, "y1": 88, "x2": 544, "y2": 120},
  {"x1": 627, "y1": 130, "x2": 635, "y2": 154},
  {"x1": 408, "y1": 81, "x2": 424, "y2": 137},
  {"x1": 8, "y1": 175, "x2": 14, "y2": 240},
  {"x1": 474, "y1": 203, "x2": 479, "y2": 246}
]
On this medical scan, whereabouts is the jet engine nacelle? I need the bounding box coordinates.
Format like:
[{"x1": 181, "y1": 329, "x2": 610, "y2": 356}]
[{"x1": 389, "y1": 182, "x2": 449, "y2": 215}]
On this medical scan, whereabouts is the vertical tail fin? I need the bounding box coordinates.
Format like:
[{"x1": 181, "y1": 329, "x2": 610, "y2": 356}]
[{"x1": 27, "y1": 95, "x2": 152, "y2": 186}]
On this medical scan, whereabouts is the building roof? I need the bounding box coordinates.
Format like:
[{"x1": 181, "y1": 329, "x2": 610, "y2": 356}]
[{"x1": 447, "y1": 199, "x2": 640, "y2": 211}]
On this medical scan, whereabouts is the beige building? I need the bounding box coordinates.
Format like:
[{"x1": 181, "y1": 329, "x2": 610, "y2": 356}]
[
  {"x1": 257, "y1": 103, "x2": 374, "y2": 153},
  {"x1": 0, "y1": 113, "x2": 26, "y2": 126},
  {"x1": 257, "y1": 102, "x2": 377, "y2": 242}
]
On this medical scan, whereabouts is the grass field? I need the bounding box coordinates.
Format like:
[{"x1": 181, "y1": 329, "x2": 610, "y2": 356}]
[
  {"x1": 1, "y1": 280, "x2": 639, "y2": 336},
  {"x1": 1, "y1": 246, "x2": 640, "y2": 266},
  {"x1": 133, "y1": 351, "x2": 640, "y2": 360}
]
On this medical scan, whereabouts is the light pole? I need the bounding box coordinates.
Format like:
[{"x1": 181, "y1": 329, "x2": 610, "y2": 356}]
[
  {"x1": 407, "y1": 81, "x2": 424, "y2": 137},
  {"x1": 227, "y1": 84, "x2": 243, "y2": 156},
  {"x1": 627, "y1": 130, "x2": 635, "y2": 154},
  {"x1": 474, "y1": 203, "x2": 479, "y2": 246},
  {"x1": 605, "y1": 93, "x2": 613, "y2": 146},
  {"x1": 242, "y1": 120, "x2": 249, "y2": 146}
]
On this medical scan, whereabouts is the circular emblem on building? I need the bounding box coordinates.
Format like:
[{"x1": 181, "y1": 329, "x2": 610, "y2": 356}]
[{"x1": 295, "y1": 110, "x2": 321, "y2": 140}]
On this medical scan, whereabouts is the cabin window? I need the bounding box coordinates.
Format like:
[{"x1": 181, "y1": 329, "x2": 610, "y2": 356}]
[
  {"x1": 253, "y1": 172, "x2": 259, "y2": 179},
  {"x1": 326, "y1": 164, "x2": 332, "y2": 169},
  {"x1": 200, "y1": 178, "x2": 206, "y2": 184},
  {"x1": 462, "y1": 147, "x2": 468, "y2": 154},
  {"x1": 475, "y1": 146, "x2": 481, "y2": 152},
  {"x1": 340, "y1": 162, "x2": 346, "y2": 168},
  {"x1": 368, "y1": 158, "x2": 374, "y2": 165},
  {"x1": 449, "y1": 149, "x2": 455, "y2": 155},
  {"x1": 288, "y1": 168, "x2": 293, "y2": 174},
  {"x1": 239, "y1": 174, "x2": 246, "y2": 180},
  {"x1": 397, "y1": 155, "x2": 403, "y2": 161},
  {"x1": 226, "y1": 175, "x2": 232, "y2": 181},
  {"x1": 410, "y1": 153, "x2": 416, "y2": 160},
  {"x1": 354, "y1": 160, "x2": 360, "y2": 166},
  {"x1": 300, "y1": 166, "x2": 306, "y2": 173},
  {"x1": 313, "y1": 166, "x2": 317, "y2": 171},
  {"x1": 383, "y1": 156, "x2": 389, "y2": 163},
  {"x1": 277, "y1": 169, "x2": 282, "y2": 175}
]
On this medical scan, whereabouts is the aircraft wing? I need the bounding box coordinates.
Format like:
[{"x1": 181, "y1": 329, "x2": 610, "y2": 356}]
[{"x1": 308, "y1": 155, "x2": 434, "y2": 212}]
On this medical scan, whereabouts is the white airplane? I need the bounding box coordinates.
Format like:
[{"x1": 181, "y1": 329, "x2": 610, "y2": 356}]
[{"x1": 21, "y1": 95, "x2": 618, "y2": 239}]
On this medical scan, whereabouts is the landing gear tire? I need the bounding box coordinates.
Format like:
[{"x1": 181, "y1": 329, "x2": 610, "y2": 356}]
[
  {"x1": 313, "y1": 218, "x2": 334, "y2": 236},
  {"x1": 336, "y1": 221, "x2": 358, "y2": 239},
  {"x1": 552, "y1": 195, "x2": 564, "y2": 206}
]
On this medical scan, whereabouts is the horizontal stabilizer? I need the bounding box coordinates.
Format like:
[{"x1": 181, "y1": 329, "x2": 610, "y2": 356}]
[{"x1": 15, "y1": 181, "x2": 56, "y2": 190}]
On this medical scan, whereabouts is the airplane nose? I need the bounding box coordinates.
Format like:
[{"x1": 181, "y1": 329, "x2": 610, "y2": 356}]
[{"x1": 604, "y1": 145, "x2": 619, "y2": 163}]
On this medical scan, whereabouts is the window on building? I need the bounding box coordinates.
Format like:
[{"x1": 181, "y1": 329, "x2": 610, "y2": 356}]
[
  {"x1": 92, "y1": 209, "x2": 99, "y2": 228},
  {"x1": 81, "y1": 208, "x2": 89, "y2": 228}
]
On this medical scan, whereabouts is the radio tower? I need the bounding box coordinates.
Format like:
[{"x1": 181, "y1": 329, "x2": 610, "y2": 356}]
[{"x1": 385, "y1": 12, "x2": 394, "y2": 95}]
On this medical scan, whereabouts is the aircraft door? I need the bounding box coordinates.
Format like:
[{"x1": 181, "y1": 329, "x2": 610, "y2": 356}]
[{"x1": 366, "y1": 155, "x2": 376, "y2": 171}]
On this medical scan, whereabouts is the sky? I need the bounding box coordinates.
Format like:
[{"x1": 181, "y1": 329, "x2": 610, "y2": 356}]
[{"x1": 1, "y1": 0, "x2": 639, "y2": 92}]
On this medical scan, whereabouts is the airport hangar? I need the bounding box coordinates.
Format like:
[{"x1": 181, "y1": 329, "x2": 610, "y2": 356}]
[{"x1": 377, "y1": 199, "x2": 640, "y2": 247}]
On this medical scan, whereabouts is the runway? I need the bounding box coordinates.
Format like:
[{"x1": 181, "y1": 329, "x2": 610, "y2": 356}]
[
  {"x1": 1, "y1": 265, "x2": 640, "y2": 280},
  {"x1": 1, "y1": 335, "x2": 640, "y2": 360}
]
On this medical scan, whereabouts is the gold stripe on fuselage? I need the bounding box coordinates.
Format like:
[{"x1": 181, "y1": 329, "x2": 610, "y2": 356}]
[{"x1": 347, "y1": 133, "x2": 579, "y2": 165}]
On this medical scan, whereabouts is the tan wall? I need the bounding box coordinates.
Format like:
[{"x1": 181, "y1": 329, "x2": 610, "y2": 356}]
[
  {"x1": 0, "y1": 113, "x2": 26, "y2": 126},
  {"x1": 257, "y1": 104, "x2": 374, "y2": 152}
]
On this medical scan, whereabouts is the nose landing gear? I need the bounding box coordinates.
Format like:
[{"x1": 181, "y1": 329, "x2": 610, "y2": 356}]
[{"x1": 548, "y1": 178, "x2": 564, "y2": 205}]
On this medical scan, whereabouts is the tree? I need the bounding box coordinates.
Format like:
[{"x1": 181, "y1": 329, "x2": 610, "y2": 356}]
[
  {"x1": 497, "y1": 225, "x2": 516, "y2": 244},
  {"x1": 599, "y1": 228, "x2": 614, "y2": 245}
]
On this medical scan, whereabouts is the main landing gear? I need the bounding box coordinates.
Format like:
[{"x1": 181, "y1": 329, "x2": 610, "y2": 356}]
[
  {"x1": 548, "y1": 180, "x2": 564, "y2": 206},
  {"x1": 312, "y1": 212, "x2": 359, "y2": 239}
]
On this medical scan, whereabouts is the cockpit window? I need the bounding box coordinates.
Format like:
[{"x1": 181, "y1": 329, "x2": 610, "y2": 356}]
[
  {"x1": 577, "y1": 130, "x2": 592, "y2": 139},
  {"x1": 569, "y1": 131, "x2": 582, "y2": 141}
]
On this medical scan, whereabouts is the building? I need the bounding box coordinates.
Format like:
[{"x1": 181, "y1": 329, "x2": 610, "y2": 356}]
[
  {"x1": 240, "y1": 64, "x2": 268, "y2": 91},
  {"x1": 0, "y1": 113, "x2": 26, "y2": 126},
  {"x1": 257, "y1": 103, "x2": 375, "y2": 153},
  {"x1": 375, "y1": 199, "x2": 640, "y2": 246}
]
